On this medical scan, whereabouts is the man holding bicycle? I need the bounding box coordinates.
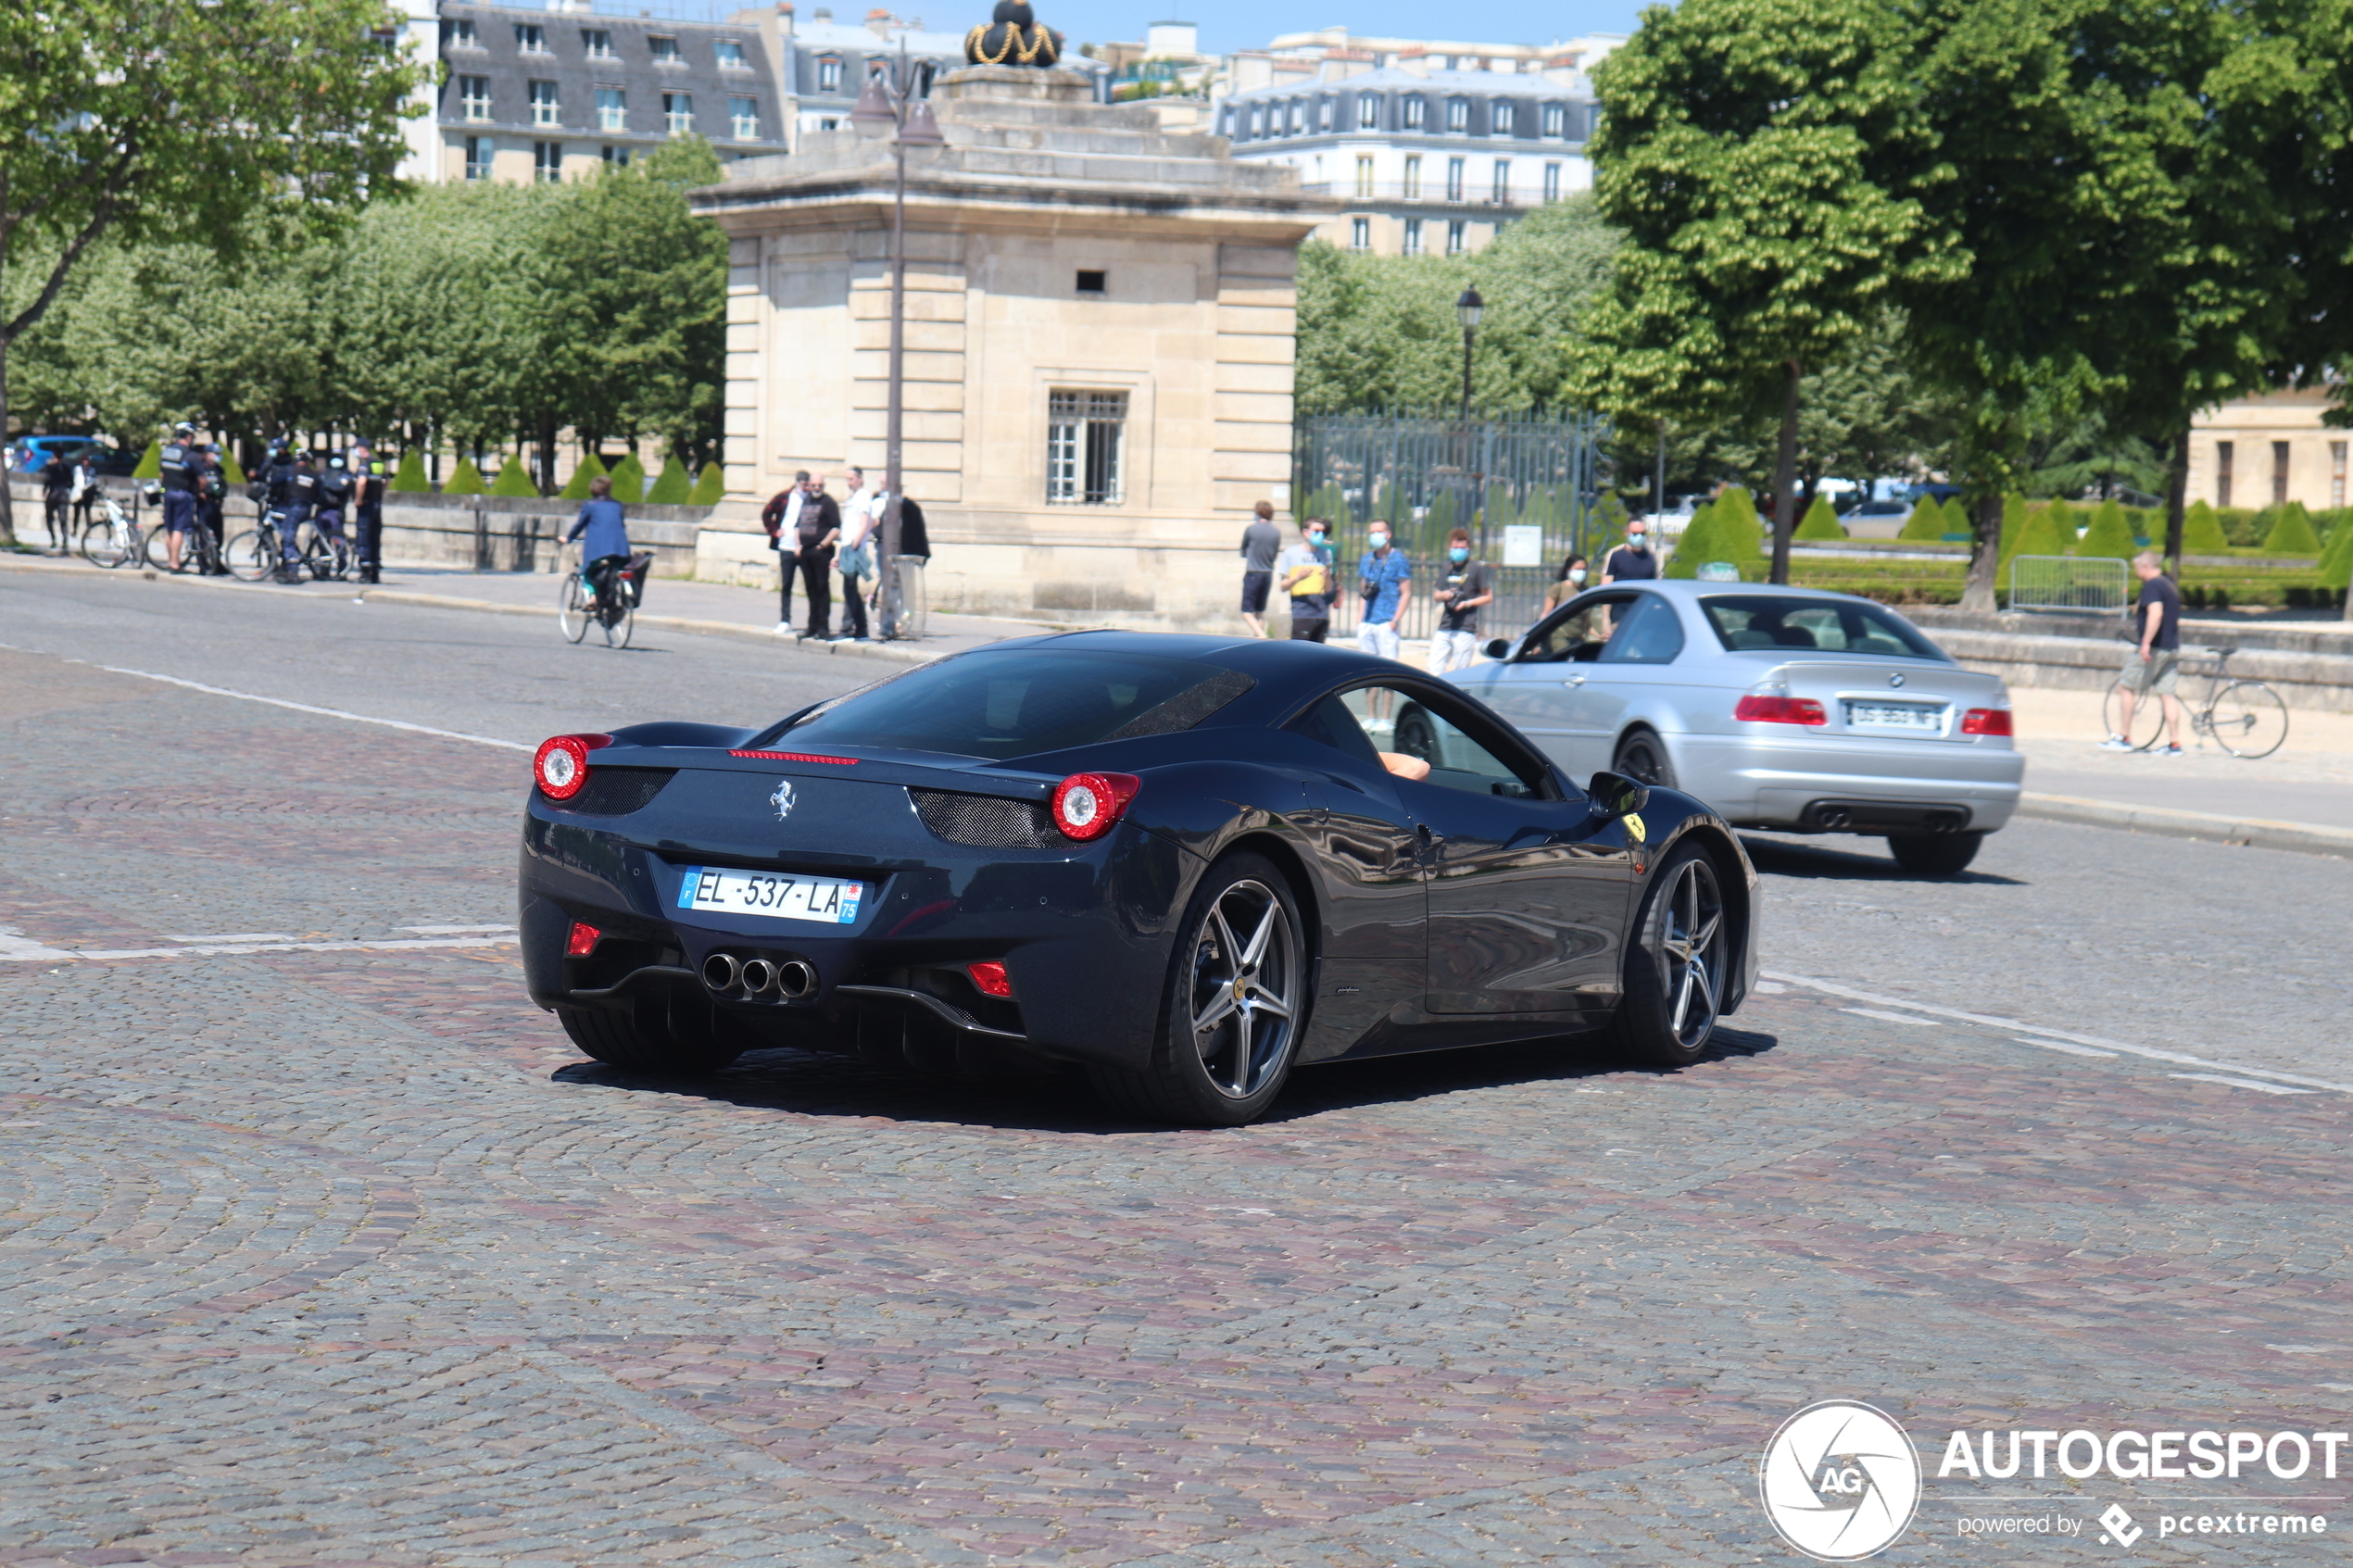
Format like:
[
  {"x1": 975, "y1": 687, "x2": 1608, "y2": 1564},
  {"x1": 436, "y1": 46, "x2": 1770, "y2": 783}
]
[
  {"x1": 567, "y1": 475, "x2": 631, "y2": 614},
  {"x1": 157, "y1": 422, "x2": 201, "y2": 572},
  {"x1": 2104, "y1": 550, "x2": 2185, "y2": 756}
]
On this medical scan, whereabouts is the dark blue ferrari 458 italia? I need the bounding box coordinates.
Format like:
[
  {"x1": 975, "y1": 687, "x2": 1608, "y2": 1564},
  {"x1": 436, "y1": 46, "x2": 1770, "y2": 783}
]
[{"x1": 519, "y1": 631, "x2": 1759, "y2": 1125}]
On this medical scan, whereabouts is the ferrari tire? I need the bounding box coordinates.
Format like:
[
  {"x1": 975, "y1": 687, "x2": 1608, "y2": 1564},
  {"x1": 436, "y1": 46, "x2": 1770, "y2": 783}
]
[
  {"x1": 1886, "y1": 831, "x2": 1984, "y2": 876},
  {"x1": 1602, "y1": 841, "x2": 1727, "y2": 1070},
  {"x1": 557, "y1": 991, "x2": 744, "y2": 1074},
  {"x1": 1612, "y1": 729, "x2": 1677, "y2": 790},
  {"x1": 1088, "y1": 850, "x2": 1307, "y2": 1127}
]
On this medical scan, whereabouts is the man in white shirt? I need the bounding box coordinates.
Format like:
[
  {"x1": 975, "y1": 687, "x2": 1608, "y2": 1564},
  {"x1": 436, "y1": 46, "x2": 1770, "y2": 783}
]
[{"x1": 835, "y1": 467, "x2": 881, "y2": 641}]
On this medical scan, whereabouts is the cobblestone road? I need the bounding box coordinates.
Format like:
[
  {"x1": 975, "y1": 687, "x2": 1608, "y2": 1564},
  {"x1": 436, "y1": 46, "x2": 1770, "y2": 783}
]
[{"x1": 3, "y1": 590, "x2": 2350, "y2": 1565}]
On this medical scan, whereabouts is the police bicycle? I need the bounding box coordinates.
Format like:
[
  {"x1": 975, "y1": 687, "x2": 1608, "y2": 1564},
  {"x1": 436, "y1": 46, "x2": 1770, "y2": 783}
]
[
  {"x1": 77, "y1": 490, "x2": 147, "y2": 569},
  {"x1": 224, "y1": 508, "x2": 291, "y2": 582},
  {"x1": 139, "y1": 490, "x2": 223, "y2": 576},
  {"x1": 558, "y1": 549, "x2": 640, "y2": 648}
]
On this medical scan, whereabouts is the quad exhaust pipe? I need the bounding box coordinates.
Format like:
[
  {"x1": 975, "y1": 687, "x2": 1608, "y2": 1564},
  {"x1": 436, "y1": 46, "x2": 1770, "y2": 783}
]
[{"x1": 700, "y1": 951, "x2": 816, "y2": 1000}]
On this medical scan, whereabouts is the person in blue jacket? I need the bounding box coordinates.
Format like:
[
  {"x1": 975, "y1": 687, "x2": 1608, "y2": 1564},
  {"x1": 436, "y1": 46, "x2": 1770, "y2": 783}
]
[{"x1": 566, "y1": 475, "x2": 631, "y2": 612}]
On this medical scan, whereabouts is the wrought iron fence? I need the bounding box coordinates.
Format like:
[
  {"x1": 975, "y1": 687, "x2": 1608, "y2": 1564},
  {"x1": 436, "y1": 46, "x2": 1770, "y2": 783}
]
[
  {"x1": 2007, "y1": 554, "x2": 2132, "y2": 613},
  {"x1": 1293, "y1": 410, "x2": 1612, "y2": 645}
]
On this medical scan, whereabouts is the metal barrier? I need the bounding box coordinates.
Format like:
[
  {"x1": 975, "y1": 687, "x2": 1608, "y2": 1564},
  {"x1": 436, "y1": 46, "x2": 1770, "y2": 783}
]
[
  {"x1": 1293, "y1": 410, "x2": 1610, "y2": 645},
  {"x1": 2007, "y1": 554, "x2": 2131, "y2": 612}
]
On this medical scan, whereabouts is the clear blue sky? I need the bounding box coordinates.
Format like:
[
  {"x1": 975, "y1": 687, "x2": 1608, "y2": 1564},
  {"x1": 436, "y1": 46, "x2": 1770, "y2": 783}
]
[{"x1": 1055, "y1": 2, "x2": 1651, "y2": 56}]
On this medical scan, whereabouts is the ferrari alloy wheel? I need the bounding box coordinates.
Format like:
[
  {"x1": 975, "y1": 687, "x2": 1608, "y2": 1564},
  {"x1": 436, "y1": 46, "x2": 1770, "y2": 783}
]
[
  {"x1": 1605, "y1": 843, "x2": 1725, "y2": 1069},
  {"x1": 1088, "y1": 850, "x2": 1307, "y2": 1126},
  {"x1": 557, "y1": 990, "x2": 745, "y2": 1075}
]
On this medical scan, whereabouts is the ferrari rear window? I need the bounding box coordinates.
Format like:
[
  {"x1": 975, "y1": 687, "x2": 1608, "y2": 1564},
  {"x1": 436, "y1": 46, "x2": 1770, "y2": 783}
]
[
  {"x1": 1699, "y1": 595, "x2": 1949, "y2": 660},
  {"x1": 773, "y1": 652, "x2": 1253, "y2": 760}
]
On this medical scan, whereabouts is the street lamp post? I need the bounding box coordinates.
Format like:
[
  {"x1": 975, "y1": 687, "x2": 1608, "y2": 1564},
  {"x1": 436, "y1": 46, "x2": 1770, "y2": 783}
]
[
  {"x1": 1454, "y1": 286, "x2": 1482, "y2": 421},
  {"x1": 849, "y1": 53, "x2": 943, "y2": 640}
]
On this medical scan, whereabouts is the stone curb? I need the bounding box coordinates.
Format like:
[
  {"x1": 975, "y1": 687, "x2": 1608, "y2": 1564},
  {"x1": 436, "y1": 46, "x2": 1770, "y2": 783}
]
[
  {"x1": 351, "y1": 588, "x2": 945, "y2": 669},
  {"x1": 2016, "y1": 790, "x2": 2353, "y2": 859}
]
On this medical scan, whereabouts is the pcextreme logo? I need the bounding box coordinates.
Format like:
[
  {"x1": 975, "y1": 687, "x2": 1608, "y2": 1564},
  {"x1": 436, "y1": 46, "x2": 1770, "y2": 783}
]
[{"x1": 1758, "y1": 1401, "x2": 1922, "y2": 1562}]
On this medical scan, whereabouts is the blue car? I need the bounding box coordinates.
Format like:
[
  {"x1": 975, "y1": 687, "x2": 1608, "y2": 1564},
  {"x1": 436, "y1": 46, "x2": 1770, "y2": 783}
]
[
  {"x1": 518, "y1": 632, "x2": 1761, "y2": 1125},
  {"x1": 8, "y1": 435, "x2": 132, "y2": 475}
]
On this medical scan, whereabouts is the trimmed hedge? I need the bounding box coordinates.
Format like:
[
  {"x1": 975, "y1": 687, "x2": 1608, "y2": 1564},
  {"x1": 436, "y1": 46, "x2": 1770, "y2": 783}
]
[
  {"x1": 442, "y1": 457, "x2": 486, "y2": 495},
  {"x1": 688, "y1": 463, "x2": 725, "y2": 506},
  {"x1": 2183, "y1": 500, "x2": 2231, "y2": 553},
  {"x1": 559, "y1": 450, "x2": 609, "y2": 501},
  {"x1": 2262, "y1": 501, "x2": 2323, "y2": 556},
  {"x1": 490, "y1": 458, "x2": 540, "y2": 497},
  {"x1": 387, "y1": 450, "x2": 433, "y2": 493},
  {"x1": 220, "y1": 450, "x2": 247, "y2": 486},
  {"x1": 2077, "y1": 499, "x2": 2139, "y2": 561},
  {"x1": 607, "y1": 453, "x2": 647, "y2": 502},
  {"x1": 132, "y1": 438, "x2": 161, "y2": 480},
  {"x1": 1899, "y1": 497, "x2": 1946, "y2": 541},
  {"x1": 646, "y1": 456, "x2": 694, "y2": 505},
  {"x1": 1794, "y1": 495, "x2": 1846, "y2": 540}
]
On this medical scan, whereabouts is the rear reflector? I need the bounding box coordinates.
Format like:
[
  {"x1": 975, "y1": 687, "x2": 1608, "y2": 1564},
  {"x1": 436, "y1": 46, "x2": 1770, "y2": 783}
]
[
  {"x1": 565, "y1": 922, "x2": 601, "y2": 957},
  {"x1": 1960, "y1": 707, "x2": 2014, "y2": 736},
  {"x1": 1733, "y1": 696, "x2": 1827, "y2": 725},
  {"x1": 730, "y1": 749, "x2": 857, "y2": 764},
  {"x1": 967, "y1": 960, "x2": 1013, "y2": 998}
]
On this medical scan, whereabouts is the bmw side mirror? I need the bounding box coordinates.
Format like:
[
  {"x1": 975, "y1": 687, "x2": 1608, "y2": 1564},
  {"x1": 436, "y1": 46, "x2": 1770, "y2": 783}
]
[
  {"x1": 1587, "y1": 770, "x2": 1649, "y2": 822},
  {"x1": 1483, "y1": 636, "x2": 1513, "y2": 662}
]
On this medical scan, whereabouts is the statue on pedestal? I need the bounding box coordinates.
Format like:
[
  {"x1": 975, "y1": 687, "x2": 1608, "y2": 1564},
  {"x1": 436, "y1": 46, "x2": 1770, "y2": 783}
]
[{"x1": 963, "y1": 0, "x2": 1063, "y2": 66}]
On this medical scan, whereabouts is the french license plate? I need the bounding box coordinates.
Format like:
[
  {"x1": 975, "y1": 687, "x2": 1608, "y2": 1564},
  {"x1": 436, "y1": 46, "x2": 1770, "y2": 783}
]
[
  {"x1": 676, "y1": 866, "x2": 863, "y2": 924},
  {"x1": 1844, "y1": 700, "x2": 1944, "y2": 732}
]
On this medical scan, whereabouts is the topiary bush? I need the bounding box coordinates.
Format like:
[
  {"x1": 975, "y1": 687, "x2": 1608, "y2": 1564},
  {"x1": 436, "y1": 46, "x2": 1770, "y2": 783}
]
[
  {"x1": 2317, "y1": 518, "x2": 2353, "y2": 589},
  {"x1": 2262, "y1": 501, "x2": 2323, "y2": 556},
  {"x1": 490, "y1": 458, "x2": 540, "y2": 497},
  {"x1": 687, "y1": 463, "x2": 724, "y2": 506},
  {"x1": 606, "y1": 453, "x2": 648, "y2": 502},
  {"x1": 1716, "y1": 486, "x2": 1766, "y2": 560},
  {"x1": 388, "y1": 449, "x2": 433, "y2": 493},
  {"x1": 2219, "y1": 508, "x2": 2261, "y2": 546},
  {"x1": 442, "y1": 457, "x2": 486, "y2": 495},
  {"x1": 646, "y1": 455, "x2": 694, "y2": 505},
  {"x1": 2181, "y1": 500, "x2": 2230, "y2": 554},
  {"x1": 132, "y1": 437, "x2": 162, "y2": 480},
  {"x1": 1794, "y1": 495, "x2": 1846, "y2": 540},
  {"x1": 2007, "y1": 504, "x2": 2074, "y2": 561},
  {"x1": 220, "y1": 449, "x2": 248, "y2": 486},
  {"x1": 1899, "y1": 497, "x2": 1946, "y2": 541},
  {"x1": 2076, "y1": 498, "x2": 2139, "y2": 561},
  {"x1": 1663, "y1": 499, "x2": 1718, "y2": 579},
  {"x1": 559, "y1": 450, "x2": 609, "y2": 501}
]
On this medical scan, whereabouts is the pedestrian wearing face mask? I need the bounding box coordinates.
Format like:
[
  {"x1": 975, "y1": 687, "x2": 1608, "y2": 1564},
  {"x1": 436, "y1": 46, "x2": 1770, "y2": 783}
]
[
  {"x1": 1277, "y1": 516, "x2": 1336, "y2": 642},
  {"x1": 1356, "y1": 522, "x2": 1414, "y2": 726},
  {"x1": 1428, "y1": 528, "x2": 1493, "y2": 673},
  {"x1": 1602, "y1": 521, "x2": 1659, "y2": 584},
  {"x1": 1543, "y1": 553, "x2": 1590, "y2": 612}
]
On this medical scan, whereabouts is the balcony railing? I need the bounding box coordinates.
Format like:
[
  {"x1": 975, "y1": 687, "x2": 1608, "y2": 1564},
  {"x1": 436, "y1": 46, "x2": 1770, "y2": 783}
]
[{"x1": 1301, "y1": 182, "x2": 1541, "y2": 209}]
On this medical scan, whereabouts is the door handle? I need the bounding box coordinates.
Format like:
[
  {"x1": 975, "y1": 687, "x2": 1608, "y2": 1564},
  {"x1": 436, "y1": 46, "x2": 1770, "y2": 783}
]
[{"x1": 1562, "y1": 675, "x2": 1586, "y2": 687}]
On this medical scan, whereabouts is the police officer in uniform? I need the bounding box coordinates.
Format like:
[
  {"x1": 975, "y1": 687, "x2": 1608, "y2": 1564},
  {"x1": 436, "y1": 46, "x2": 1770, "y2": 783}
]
[
  {"x1": 157, "y1": 422, "x2": 200, "y2": 572},
  {"x1": 276, "y1": 448, "x2": 321, "y2": 583},
  {"x1": 350, "y1": 443, "x2": 385, "y2": 583},
  {"x1": 194, "y1": 445, "x2": 230, "y2": 572},
  {"x1": 312, "y1": 450, "x2": 355, "y2": 577}
]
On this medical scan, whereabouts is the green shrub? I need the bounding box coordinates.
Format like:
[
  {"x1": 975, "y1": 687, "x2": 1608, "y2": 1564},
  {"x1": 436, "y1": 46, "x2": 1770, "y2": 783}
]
[
  {"x1": 2077, "y1": 498, "x2": 2138, "y2": 561},
  {"x1": 2007, "y1": 504, "x2": 2074, "y2": 560},
  {"x1": 442, "y1": 457, "x2": 486, "y2": 495},
  {"x1": 1716, "y1": 486, "x2": 1766, "y2": 559},
  {"x1": 1899, "y1": 497, "x2": 1946, "y2": 541},
  {"x1": 2317, "y1": 519, "x2": 2353, "y2": 589},
  {"x1": 1663, "y1": 499, "x2": 1718, "y2": 579},
  {"x1": 2123, "y1": 507, "x2": 2155, "y2": 546},
  {"x1": 220, "y1": 449, "x2": 248, "y2": 486},
  {"x1": 132, "y1": 437, "x2": 162, "y2": 479},
  {"x1": 646, "y1": 456, "x2": 694, "y2": 505},
  {"x1": 1794, "y1": 495, "x2": 1846, "y2": 540},
  {"x1": 2182, "y1": 500, "x2": 2230, "y2": 553},
  {"x1": 387, "y1": 449, "x2": 432, "y2": 493},
  {"x1": 2219, "y1": 508, "x2": 2261, "y2": 546},
  {"x1": 607, "y1": 453, "x2": 648, "y2": 501},
  {"x1": 490, "y1": 458, "x2": 540, "y2": 497},
  {"x1": 559, "y1": 450, "x2": 609, "y2": 501},
  {"x1": 2261, "y1": 500, "x2": 2323, "y2": 556},
  {"x1": 688, "y1": 462, "x2": 725, "y2": 507}
]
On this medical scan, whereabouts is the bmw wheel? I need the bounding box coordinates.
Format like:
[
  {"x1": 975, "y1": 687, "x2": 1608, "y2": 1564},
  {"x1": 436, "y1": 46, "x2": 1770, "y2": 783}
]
[
  {"x1": 1088, "y1": 850, "x2": 1307, "y2": 1126},
  {"x1": 1604, "y1": 842, "x2": 1726, "y2": 1069},
  {"x1": 1613, "y1": 730, "x2": 1677, "y2": 790}
]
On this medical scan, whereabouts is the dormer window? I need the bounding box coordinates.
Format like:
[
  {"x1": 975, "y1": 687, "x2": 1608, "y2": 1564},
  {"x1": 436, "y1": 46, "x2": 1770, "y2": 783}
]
[
  {"x1": 446, "y1": 17, "x2": 478, "y2": 48},
  {"x1": 716, "y1": 39, "x2": 748, "y2": 69},
  {"x1": 817, "y1": 55, "x2": 842, "y2": 91},
  {"x1": 1356, "y1": 94, "x2": 1378, "y2": 130},
  {"x1": 1403, "y1": 96, "x2": 1425, "y2": 130},
  {"x1": 1542, "y1": 102, "x2": 1567, "y2": 137},
  {"x1": 1493, "y1": 101, "x2": 1514, "y2": 134},
  {"x1": 583, "y1": 29, "x2": 612, "y2": 58},
  {"x1": 1445, "y1": 97, "x2": 1467, "y2": 132},
  {"x1": 514, "y1": 22, "x2": 546, "y2": 52},
  {"x1": 649, "y1": 34, "x2": 680, "y2": 64}
]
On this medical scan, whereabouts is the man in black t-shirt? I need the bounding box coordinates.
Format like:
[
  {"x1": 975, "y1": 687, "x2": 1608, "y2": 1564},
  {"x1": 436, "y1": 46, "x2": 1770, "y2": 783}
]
[
  {"x1": 1601, "y1": 519, "x2": 1659, "y2": 583},
  {"x1": 2105, "y1": 551, "x2": 2185, "y2": 753}
]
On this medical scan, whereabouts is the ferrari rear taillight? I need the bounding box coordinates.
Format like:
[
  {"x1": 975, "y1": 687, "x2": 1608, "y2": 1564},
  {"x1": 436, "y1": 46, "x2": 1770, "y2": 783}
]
[
  {"x1": 1960, "y1": 707, "x2": 2013, "y2": 736},
  {"x1": 566, "y1": 922, "x2": 601, "y2": 957},
  {"x1": 1732, "y1": 696, "x2": 1826, "y2": 725},
  {"x1": 1050, "y1": 771, "x2": 1140, "y2": 842},
  {"x1": 534, "y1": 733, "x2": 612, "y2": 800},
  {"x1": 967, "y1": 960, "x2": 1013, "y2": 998}
]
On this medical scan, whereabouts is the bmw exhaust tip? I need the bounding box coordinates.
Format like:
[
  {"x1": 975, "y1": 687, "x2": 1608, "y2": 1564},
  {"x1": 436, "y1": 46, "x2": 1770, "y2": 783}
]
[
  {"x1": 701, "y1": 952, "x2": 741, "y2": 993},
  {"x1": 739, "y1": 958, "x2": 778, "y2": 996},
  {"x1": 776, "y1": 960, "x2": 817, "y2": 999}
]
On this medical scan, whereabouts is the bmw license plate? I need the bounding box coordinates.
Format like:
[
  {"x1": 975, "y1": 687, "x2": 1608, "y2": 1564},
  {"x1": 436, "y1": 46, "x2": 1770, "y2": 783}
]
[
  {"x1": 676, "y1": 867, "x2": 863, "y2": 924},
  {"x1": 1843, "y1": 700, "x2": 1944, "y2": 733}
]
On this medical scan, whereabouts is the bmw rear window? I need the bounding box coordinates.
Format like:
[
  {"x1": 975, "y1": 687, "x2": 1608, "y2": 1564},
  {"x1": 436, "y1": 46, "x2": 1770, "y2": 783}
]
[
  {"x1": 770, "y1": 651, "x2": 1253, "y2": 760},
  {"x1": 1699, "y1": 596, "x2": 1949, "y2": 660}
]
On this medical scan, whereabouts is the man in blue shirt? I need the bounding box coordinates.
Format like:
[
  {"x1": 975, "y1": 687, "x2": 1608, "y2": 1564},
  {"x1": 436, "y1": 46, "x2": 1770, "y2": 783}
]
[
  {"x1": 566, "y1": 476, "x2": 632, "y2": 612},
  {"x1": 1355, "y1": 521, "x2": 1414, "y2": 728}
]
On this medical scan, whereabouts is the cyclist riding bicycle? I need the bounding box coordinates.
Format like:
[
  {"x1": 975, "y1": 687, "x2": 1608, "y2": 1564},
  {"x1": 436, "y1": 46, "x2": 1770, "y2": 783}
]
[{"x1": 567, "y1": 475, "x2": 631, "y2": 613}]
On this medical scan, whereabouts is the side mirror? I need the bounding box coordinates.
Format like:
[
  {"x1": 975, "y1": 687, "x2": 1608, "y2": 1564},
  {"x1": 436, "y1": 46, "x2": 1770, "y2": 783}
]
[
  {"x1": 1586, "y1": 770, "x2": 1650, "y2": 821},
  {"x1": 1482, "y1": 636, "x2": 1513, "y2": 662}
]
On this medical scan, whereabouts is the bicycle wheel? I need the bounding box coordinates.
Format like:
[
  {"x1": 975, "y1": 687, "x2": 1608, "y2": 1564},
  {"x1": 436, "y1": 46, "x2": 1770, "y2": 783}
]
[
  {"x1": 81, "y1": 519, "x2": 132, "y2": 569},
  {"x1": 2101, "y1": 684, "x2": 2166, "y2": 751},
  {"x1": 139, "y1": 527, "x2": 170, "y2": 571},
  {"x1": 224, "y1": 530, "x2": 274, "y2": 582},
  {"x1": 601, "y1": 594, "x2": 635, "y2": 649},
  {"x1": 296, "y1": 522, "x2": 335, "y2": 581},
  {"x1": 2206, "y1": 681, "x2": 2288, "y2": 759},
  {"x1": 559, "y1": 573, "x2": 590, "y2": 643}
]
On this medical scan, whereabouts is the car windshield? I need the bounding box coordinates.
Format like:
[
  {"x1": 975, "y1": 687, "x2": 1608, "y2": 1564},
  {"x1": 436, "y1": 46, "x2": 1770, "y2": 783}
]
[
  {"x1": 774, "y1": 650, "x2": 1254, "y2": 760},
  {"x1": 1699, "y1": 595, "x2": 1949, "y2": 659}
]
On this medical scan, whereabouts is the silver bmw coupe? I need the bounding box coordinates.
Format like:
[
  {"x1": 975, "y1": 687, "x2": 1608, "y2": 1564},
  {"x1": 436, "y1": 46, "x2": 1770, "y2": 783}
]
[{"x1": 1436, "y1": 581, "x2": 2024, "y2": 874}]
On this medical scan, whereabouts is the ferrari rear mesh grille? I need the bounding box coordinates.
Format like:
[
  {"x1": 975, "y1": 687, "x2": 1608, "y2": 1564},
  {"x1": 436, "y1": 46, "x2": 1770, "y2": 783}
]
[
  {"x1": 555, "y1": 767, "x2": 675, "y2": 817},
  {"x1": 910, "y1": 789, "x2": 1063, "y2": 848}
]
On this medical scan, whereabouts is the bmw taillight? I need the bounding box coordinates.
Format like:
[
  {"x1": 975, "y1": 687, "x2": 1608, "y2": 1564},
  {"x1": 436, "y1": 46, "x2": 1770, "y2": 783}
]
[
  {"x1": 967, "y1": 960, "x2": 1013, "y2": 998},
  {"x1": 1050, "y1": 771, "x2": 1140, "y2": 842},
  {"x1": 1733, "y1": 696, "x2": 1826, "y2": 725},
  {"x1": 1960, "y1": 707, "x2": 2013, "y2": 736},
  {"x1": 534, "y1": 733, "x2": 612, "y2": 800}
]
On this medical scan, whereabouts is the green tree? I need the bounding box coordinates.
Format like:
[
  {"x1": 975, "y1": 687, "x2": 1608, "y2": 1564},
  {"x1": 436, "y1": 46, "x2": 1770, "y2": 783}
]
[
  {"x1": 387, "y1": 449, "x2": 433, "y2": 494},
  {"x1": 1573, "y1": 0, "x2": 1956, "y2": 585},
  {"x1": 0, "y1": 0, "x2": 422, "y2": 544},
  {"x1": 1794, "y1": 495, "x2": 1846, "y2": 540},
  {"x1": 559, "y1": 450, "x2": 610, "y2": 502},
  {"x1": 443, "y1": 457, "x2": 486, "y2": 495}
]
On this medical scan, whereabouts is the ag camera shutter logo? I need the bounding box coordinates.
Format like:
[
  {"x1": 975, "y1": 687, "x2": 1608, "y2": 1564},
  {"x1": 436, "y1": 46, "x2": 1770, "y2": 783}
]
[{"x1": 1758, "y1": 1400, "x2": 1922, "y2": 1561}]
